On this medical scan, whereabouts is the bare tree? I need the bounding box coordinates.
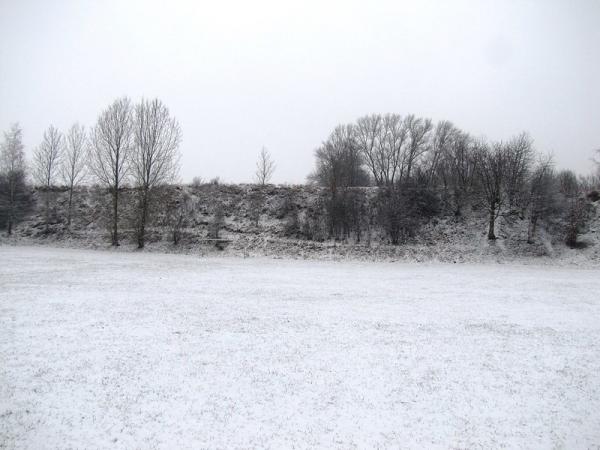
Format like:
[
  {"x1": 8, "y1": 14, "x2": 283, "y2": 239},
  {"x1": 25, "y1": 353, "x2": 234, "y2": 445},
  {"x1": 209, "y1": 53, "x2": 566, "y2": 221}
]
[
  {"x1": 473, "y1": 134, "x2": 535, "y2": 240},
  {"x1": 310, "y1": 124, "x2": 369, "y2": 193},
  {"x1": 554, "y1": 169, "x2": 591, "y2": 247},
  {"x1": 526, "y1": 155, "x2": 556, "y2": 243},
  {"x1": 379, "y1": 113, "x2": 408, "y2": 185},
  {"x1": 0, "y1": 123, "x2": 27, "y2": 235},
  {"x1": 355, "y1": 114, "x2": 384, "y2": 185},
  {"x1": 89, "y1": 97, "x2": 134, "y2": 246},
  {"x1": 254, "y1": 147, "x2": 275, "y2": 185},
  {"x1": 504, "y1": 132, "x2": 534, "y2": 211},
  {"x1": 33, "y1": 125, "x2": 63, "y2": 232},
  {"x1": 445, "y1": 132, "x2": 477, "y2": 216},
  {"x1": 132, "y1": 98, "x2": 182, "y2": 249},
  {"x1": 61, "y1": 123, "x2": 87, "y2": 228},
  {"x1": 355, "y1": 114, "x2": 410, "y2": 186},
  {"x1": 403, "y1": 115, "x2": 433, "y2": 181},
  {"x1": 309, "y1": 124, "x2": 370, "y2": 239},
  {"x1": 557, "y1": 170, "x2": 579, "y2": 197},
  {"x1": 424, "y1": 120, "x2": 458, "y2": 186},
  {"x1": 474, "y1": 139, "x2": 508, "y2": 240},
  {"x1": 564, "y1": 191, "x2": 590, "y2": 248}
]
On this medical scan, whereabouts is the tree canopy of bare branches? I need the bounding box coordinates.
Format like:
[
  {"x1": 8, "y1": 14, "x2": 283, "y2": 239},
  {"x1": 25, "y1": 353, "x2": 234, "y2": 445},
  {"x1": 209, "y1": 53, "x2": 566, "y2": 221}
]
[
  {"x1": 89, "y1": 97, "x2": 134, "y2": 246},
  {"x1": 254, "y1": 147, "x2": 275, "y2": 185},
  {"x1": 354, "y1": 114, "x2": 383, "y2": 185},
  {"x1": 404, "y1": 115, "x2": 433, "y2": 181},
  {"x1": 33, "y1": 125, "x2": 63, "y2": 232},
  {"x1": 473, "y1": 134, "x2": 533, "y2": 240},
  {"x1": 62, "y1": 123, "x2": 87, "y2": 228},
  {"x1": 0, "y1": 123, "x2": 27, "y2": 234},
  {"x1": 310, "y1": 124, "x2": 369, "y2": 193},
  {"x1": 527, "y1": 155, "x2": 556, "y2": 243},
  {"x1": 474, "y1": 139, "x2": 507, "y2": 240},
  {"x1": 131, "y1": 98, "x2": 182, "y2": 248},
  {"x1": 504, "y1": 132, "x2": 534, "y2": 210},
  {"x1": 33, "y1": 125, "x2": 63, "y2": 188}
]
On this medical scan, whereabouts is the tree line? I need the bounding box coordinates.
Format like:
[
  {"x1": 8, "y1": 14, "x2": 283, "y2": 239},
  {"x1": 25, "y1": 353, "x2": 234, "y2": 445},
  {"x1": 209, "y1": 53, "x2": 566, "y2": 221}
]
[
  {"x1": 1, "y1": 108, "x2": 598, "y2": 249},
  {"x1": 308, "y1": 113, "x2": 599, "y2": 246},
  {"x1": 0, "y1": 97, "x2": 181, "y2": 248}
]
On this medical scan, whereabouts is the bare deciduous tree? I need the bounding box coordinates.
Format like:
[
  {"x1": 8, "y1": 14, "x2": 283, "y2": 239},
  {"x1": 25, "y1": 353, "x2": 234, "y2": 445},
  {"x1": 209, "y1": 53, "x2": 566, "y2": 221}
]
[
  {"x1": 310, "y1": 124, "x2": 369, "y2": 193},
  {"x1": 444, "y1": 132, "x2": 477, "y2": 216},
  {"x1": 310, "y1": 124, "x2": 370, "y2": 239},
  {"x1": 61, "y1": 123, "x2": 87, "y2": 228},
  {"x1": 380, "y1": 113, "x2": 408, "y2": 185},
  {"x1": 565, "y1": 196, "x2": 590, "y2": 248},
  {"x1": 355, "y1": 114, "x2": 383, "y2": 185},
  {"x1": 474, "y1": 139, "x2": 507, "y2": 240},
  {"x1": 89, "y1": 97, "x2": 134, "y2": 246},
  {"x1": 254, "y1": 147, "x2": 275, "y2": 185},
  {"x1": 356, "y1": 114, "x2": 409, "y2": 186},
  {"x1": 504, "y1": 132, "x2": 534, "y2": 211},
  {"x1": 424, "y1": 120, "x2": 458, "y2": 186},
  {"x1": 404, "y1": 115, "x2": 433, "y2": 181},
  {"x1": 526, "y1": 155, "x2": 556, "y2": 243},
  {"x1": 33, "y1": 125, "x2": 63, "y2": 232},
  {"x1": 473, "y1": 133, "x2": 535, "y2": 240},
  {"x1": 0, "y1": 123, "x2": 27, "y2": 235},
  {"x1": 132, "y1": 98, "x2": 182, "y2": 249}
]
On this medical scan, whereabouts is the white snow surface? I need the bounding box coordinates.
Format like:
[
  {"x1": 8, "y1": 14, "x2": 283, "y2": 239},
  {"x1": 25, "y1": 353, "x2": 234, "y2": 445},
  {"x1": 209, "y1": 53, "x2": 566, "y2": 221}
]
[{"x1": 1, "y1": 245, "x2": 599, "y2": 449}]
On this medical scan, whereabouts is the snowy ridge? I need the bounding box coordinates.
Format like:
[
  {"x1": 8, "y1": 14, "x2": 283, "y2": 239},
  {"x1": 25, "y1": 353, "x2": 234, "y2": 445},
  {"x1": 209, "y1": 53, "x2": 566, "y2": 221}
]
[{"x1": 2, "y1": 184, "x2": 599, "y2": 266}]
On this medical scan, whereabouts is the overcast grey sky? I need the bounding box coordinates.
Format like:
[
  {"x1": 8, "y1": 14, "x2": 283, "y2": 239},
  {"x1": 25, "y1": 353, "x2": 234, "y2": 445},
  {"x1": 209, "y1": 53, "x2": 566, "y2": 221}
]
[{"x1": 1, "y1": 0, "x2": 598, "y2": 183}]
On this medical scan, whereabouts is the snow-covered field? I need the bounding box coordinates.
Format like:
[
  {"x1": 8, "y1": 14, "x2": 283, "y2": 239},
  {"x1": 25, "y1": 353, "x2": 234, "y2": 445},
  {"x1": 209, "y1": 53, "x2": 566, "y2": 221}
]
[{"x1": 1, "y1": 246, "x2": 599, "y2": 449}]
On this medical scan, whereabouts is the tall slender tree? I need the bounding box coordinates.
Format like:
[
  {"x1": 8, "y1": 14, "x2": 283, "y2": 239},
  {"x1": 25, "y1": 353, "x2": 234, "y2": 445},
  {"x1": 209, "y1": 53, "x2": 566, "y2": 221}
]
[
  {"x1": 474, "y1": 139, "x2": 507, "y2": 240},
  {"x1": 61, "y1": 123, "x2": 87, "y2": 228},
  {"x1": 89, "y1": 97, "x2": 134, "y2": 246},
  {"x1": 33, "y1": 125, "x2": 63, "y2": 232},
  {"x1": 0, "y1": 123, "x2": 27, "y2": 235},
  {"x1": 131, "y1": 98, "x2": 181, "y2": 249}
]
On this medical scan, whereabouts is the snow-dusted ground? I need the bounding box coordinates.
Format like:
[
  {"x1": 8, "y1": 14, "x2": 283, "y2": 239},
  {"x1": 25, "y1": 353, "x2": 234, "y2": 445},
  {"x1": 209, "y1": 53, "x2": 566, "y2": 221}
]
[{"x1": 1, "y1": 246, "x2": 599, "y2": 449}]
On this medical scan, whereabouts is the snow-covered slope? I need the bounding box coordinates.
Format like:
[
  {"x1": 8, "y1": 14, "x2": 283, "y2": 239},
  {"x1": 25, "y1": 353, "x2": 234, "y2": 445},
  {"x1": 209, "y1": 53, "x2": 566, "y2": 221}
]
[{"x1": 3, "y1": 184, "x2": 599, "y2": 264}]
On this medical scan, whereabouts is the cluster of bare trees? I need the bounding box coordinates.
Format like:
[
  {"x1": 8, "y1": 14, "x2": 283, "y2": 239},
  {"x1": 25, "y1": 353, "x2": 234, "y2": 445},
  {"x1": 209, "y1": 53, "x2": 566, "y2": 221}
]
[
  {"x1": 2, "y1": 107, "x2": 598, "y2": 250},
  {"x1": 86, "y1": 97, "x2": 182, "y2": 247},
  {"x1": 310, "y1": 113, "x2": 599, "y2": 246},
  {"x1": 0, "y1": 97, "x2": 182, "y2": 248}
]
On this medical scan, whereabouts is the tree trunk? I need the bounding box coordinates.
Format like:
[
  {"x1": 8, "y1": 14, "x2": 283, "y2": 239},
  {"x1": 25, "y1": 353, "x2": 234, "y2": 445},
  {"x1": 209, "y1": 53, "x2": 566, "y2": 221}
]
[
  {"x1": 137, "y1": 187, "x2": 149, "y2": 249},
  {"x1": 111, "y1": 188, "x2": 119, "y2": 246},
  {"x1": 67, "y1": 183, "x2": 74, "y2": 229},
  {"x1": 487, "y1": 202, "x2": 496, "y2": 240},
  {"x1": 7, "y1": 181, "x2": 14, "y2": 235},
  {"x1": 527, "y1": 215, "x2": 538, "y2": 244},
  {"x1": 44, "y1": 190, "x2": 50, "y2": 234}
]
